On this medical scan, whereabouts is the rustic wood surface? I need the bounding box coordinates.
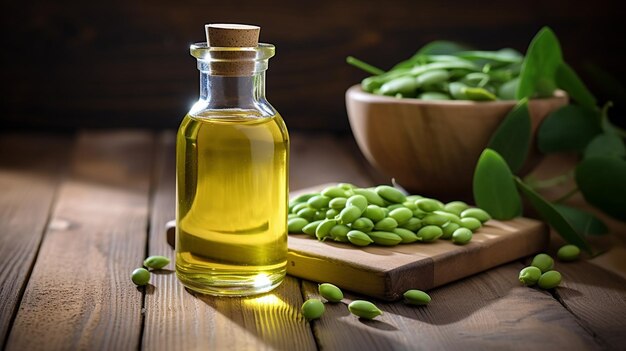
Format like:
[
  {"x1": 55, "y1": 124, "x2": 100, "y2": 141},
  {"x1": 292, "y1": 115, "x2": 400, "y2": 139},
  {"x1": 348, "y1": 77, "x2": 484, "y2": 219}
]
[{"x1": 1, "y1": 130, "x2": 625, "y2": 350}]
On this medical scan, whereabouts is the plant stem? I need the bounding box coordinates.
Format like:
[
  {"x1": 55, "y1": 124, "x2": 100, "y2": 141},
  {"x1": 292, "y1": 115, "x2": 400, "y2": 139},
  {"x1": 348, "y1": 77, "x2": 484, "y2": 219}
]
[
  {"x1": 524, "y1": 169, "x2": 575, "y2": 190},
  {"x1": 346, "y1": 56, "x2": 385, "y2": 75},
  {"x1": 554, "y1": 186, "x2": 579, "y2": 204}
]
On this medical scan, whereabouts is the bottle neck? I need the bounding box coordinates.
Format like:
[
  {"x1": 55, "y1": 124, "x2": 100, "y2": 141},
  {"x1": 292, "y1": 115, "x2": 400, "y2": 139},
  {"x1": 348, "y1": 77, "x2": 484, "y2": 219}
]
[{"x1": 198, "y1": 72, "x2": 267, "y2": 110}]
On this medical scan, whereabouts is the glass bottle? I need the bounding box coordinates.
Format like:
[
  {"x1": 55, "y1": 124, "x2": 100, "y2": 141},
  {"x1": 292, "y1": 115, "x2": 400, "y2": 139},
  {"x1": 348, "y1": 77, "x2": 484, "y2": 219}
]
[{"x1": 176, "y1": 24, "x2": 289, "y2": 296}]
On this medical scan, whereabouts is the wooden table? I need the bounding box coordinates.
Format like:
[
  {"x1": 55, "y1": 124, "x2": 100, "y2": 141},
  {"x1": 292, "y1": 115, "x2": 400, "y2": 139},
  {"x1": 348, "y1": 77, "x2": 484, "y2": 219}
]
[{"x1": 1, "y1": 130, "x2": 625, "y2": 351}]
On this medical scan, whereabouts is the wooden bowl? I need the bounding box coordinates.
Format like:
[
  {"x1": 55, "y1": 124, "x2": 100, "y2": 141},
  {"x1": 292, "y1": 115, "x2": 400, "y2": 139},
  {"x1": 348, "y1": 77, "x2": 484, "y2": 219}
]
[{"x1": 345, "y1": 84, "x2": 568, "y2": 200}]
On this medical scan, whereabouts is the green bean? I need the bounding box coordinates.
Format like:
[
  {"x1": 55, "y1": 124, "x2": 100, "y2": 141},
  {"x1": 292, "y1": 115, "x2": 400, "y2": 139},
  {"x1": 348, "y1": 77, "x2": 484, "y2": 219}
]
[
  {"x1": 353, "y1": 189, "x2": 386, "y2": 207},
  {"x1": 363, "y1": 205, "x2": 386, "y2": 222},
  {"x1": 339, "y1": 206, "x2": 362, "y2": 224},
  {"x1": 346, "y1": 195, "x2": 368, "y2": 212},
  {"x1": 460, "y1": 217, "x2": 482, "y2": 231},
  {"x1": 326, "y1": 209, "x2": 339, "y2": 219},
  {"x1": 314, "y1": 211, "x2": 326, "y2": 221},
  {"x1": 422, "y1": 214, "x2": 450, "y2": 227},
  {"x1": 531, "y1": 253, "x2": 554, "y2": 273},
  {"x1": 415, "y1": 198, "x2": 443, "y2": 212},
  {"x1": 557, "y1": 245, "x2": 580, "y2": 262},
  {"x1": 449, "y1": 82, "x2": 468, "y2": 99},
  {"x1": 290, "y1": 193, "x2": 316, "y2": 205},
  {"x1": 288, "y1": 217, "x2": 309, "y2": 233},
  {"x1": 464, "y1": 87, "x2": 497, "y2": 101},
  {"x1": 537, "y1": 270, "x2": 562, "y2": 289},
  {"x1": 400, "y1": 217, "x2": 423, "y2": 231},
  {"x1": 348, "y1": 300, "x2": 382, "y2": 319},
  {"x1": 347, "y1": 230, "x2": 374, "y2": 246},
  {"x1": 452, "y1": 228, "x2": 472, "y2": 245},
  {"x1": 316, "y1": 219, "x2": 337, "y2": 241},
  {"x1": 519, "y1": 266, "x2": 542, "y2": 286},
  {"x1": 416, "y1": 225, "x2": 443, "y2": 242},
  {"x1": 301, "y1": 299, "x2": 325, "y2": 320},
  {"x1": 393, "y1": 228, "x2": 419, "y2": 243},
  {"x1": 131, "y1": 268, "x2": 150, "y2": 286},
  {"x1": 403, "y1": 289, "x2": 431, "y2": 305},
  {"x1": 297, "y1": 208, "x2": 317, "y2": 221},
  {"x1": 389, "y1": 207, "x2": 413, "y2": 225},
  {"x1": 346, "y1": 56, "x2": 385, "y2": 75},
  {"x1": 351, "y1": 217, "x2": 375, "y2": 232},
  {"x1": 443, "y1": 201, "x2": 469, "y2": 216},
  {"x1": 379, "y1": 76, "x2": 419, "y2": 96},
  {"x1": 302, "y1": 220, "x2": 323, "y2": 236},
  {"x1": 321, "y1": 186, "x2": 350, "y2": 199},
  {"x1": 319, "y1": 283, "x2": 344, "y2": 303},
  {"x1": 329, "y1": 197, "x2": 347, "y2": 210},
  {"x1": 374, "y1": 217, "x2": 398, "y2": 231},
  {"x1": 416, "y1": 69, "x2": 450, "y2": 86},
  {"x1": 292, "y1": 202, "x2": 308, "y2": 214},
  {"x1": 497, "y1": 77, "x2": 519, "y2": 100},
  {"x1": 308, "y1": 195, "x2": 331, "y2": 209},
  {"x1": 432, "y1": 210, "x2": 462, "y2": 224},
  {"x1": 143, "y1": 256, "x2": 170, "y2": 270},
  {"x1": 460, "y1": 208, "x2": 491, "y2": 223},
  {"x1": 376, "y1": 185, "x2": 407, "y2": 203},
  {"x1": 330, "y1": 224, "x2": 351, "y2": 242},
  {"x1": 441, "y1": 222, "x2": 460, "y2": 240},
  {"x1": 368, "y1": 231, "x2": 402, "y2": 246}
]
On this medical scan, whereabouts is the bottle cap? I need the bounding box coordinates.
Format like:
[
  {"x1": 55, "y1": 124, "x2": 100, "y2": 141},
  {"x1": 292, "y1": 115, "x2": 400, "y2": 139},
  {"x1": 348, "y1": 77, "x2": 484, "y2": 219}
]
[{"x1": 204, "y1": 23, "x2": 260, "y2": 76}]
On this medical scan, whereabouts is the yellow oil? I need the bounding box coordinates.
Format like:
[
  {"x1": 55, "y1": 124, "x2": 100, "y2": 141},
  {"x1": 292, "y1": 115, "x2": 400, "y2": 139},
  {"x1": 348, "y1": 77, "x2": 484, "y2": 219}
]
[{"x1": 175, "y1": 111, "x2": 289, "y2": 296}]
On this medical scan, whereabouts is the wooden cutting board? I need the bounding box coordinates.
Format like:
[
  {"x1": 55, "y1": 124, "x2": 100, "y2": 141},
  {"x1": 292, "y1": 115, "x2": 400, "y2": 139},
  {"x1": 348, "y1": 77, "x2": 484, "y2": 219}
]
[
  {"x1": 288, "y1": 218, "x2": 547, "y2": 301},
  {"x1": 286, "y1": 185, "x2": 549, "y2": 301}
]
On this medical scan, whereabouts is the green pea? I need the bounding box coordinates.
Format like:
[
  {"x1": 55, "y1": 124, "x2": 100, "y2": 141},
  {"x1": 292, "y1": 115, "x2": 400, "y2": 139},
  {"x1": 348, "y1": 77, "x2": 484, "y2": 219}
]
[
  {"x1": 416, "y1": 225, "x2": 443, "y2": 242},
  {"x1": 143, "y1": 255, "x2": 170, "y2": 270},
  {"x1": 538, "y1": 270, "x2": 562, "y2": 289},
  {"x1": 330, "y1": 224, "x2": 350, "y2": 242},
  {"x1": 347, "y1": 230, "x2": 374, "y2": 246},
  {"x1": 443, "y1": 201, "x2": 469, "y2": 216},
  {"x1": 316, "y1": 219, "x2": 337, "y2": 241},
  {"x1": 389, "y1": 207, "x2": 413, "y2": 225},
  {"x1": 531, "y1": 253, "x2": 554, "y2": 273},
  {"x1": 363, "y1": 205, "x2": 385, "y2": 222},
  {"x1": 321, "y1": 186, "x2": 349, "y2": 198},
  {"x1": 292, "y1": 202, "x2": 309, "y2": 214},
  {"x1": 302, "y1": 220, "x2": 323, "y2": 236},
  {"x1": 329, "y1": 197, "x2": 347, "y2": 210},
  {"x1": 319, "y1": 283, "x2": 344, "y2": 302},
  {"x1": 308, "y1": 195, "x2": 331, "y2": 209},
  {"x1": 326, "y1": 209, "x2": 339, "y2": 219},
  {"x1": 346, "y1": 195, "x2": 368, "y2": 212},
  {"x1": 460, "y1": 208, "x2": 491, "y2": 223},
  {"x1": 452, "y1": 228, "x2": 472, "y2": 245},
  {"x1": 423, "y1": 214, "x2": 450, "y2": 227},
  {"x1": 374, "y1": 217, "x2": 398, "y2": 231},
  {"x1": 351, "y1": 217, "x2": 374, "y2": 232},
  {"x1": 339, "y1": 206, "x2": 362, "y2": 224},
  {"x1": 400, "y1": 217, "x2": 423, "y2": 231},
  {"x1": 415, "y1": 198, "x2": 443, "y2": 212},
  {"x1": 519, "y1": 266, "x2": 542, "y2": 286},
  {"x1": 441, "y1": 222, "x2": 460, "y2": 240},
  {"x1": 403, "y1": 289, "x2": 431, "y2": 305},
  {"x1": 301, "y1": 299, "x2": 325, "y2": 320},
  {"x1": 131, "y1": 268, "x2": 150, "y2": 286},
  {"x1": 353, "y1": 188, "x2": 385, "y2": 207},
  {"x1": 348, "y1": 300, "x2": 383, "y2": 319},
  {"x1": 557, "y1": 245, "x2": 580, "y2": 262},
  {"x1": 393, "y1": 228, "x2": 419, "y2": 244},
  {"x1": 460, "y1": 217, "x2": 481, "y2": 231},
  {"x1": 288, "y1": 218, "x2": 309, "y2": 233},
  {"x1": 375, "y1": 185, "x2": 407, "y2": 203},
  {"x1": 297, "y1": 208, "x2": 317, "y2": 221},
  {"x1": 368, "y1": 231, "x2": 402, "y2": 246}
]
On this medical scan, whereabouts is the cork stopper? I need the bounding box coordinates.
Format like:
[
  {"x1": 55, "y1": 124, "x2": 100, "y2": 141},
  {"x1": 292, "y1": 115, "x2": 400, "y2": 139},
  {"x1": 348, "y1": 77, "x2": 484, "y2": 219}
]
[{"x1": 205, "y1": 24, "x2": 260, "y2": 47}]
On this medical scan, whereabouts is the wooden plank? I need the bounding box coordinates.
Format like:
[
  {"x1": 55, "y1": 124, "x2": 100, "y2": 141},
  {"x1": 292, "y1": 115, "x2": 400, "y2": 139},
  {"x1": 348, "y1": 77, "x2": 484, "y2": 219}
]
[
  {"x1": 302, "y1": 262, "x2": 602, "y2": 350},
  {"x1": 0, "y1": 134, "x2": 72, "y2": 346},
  {"x1": 5, "y1": 131, "x2": 154, "y2": 351},
  {"x1": 142, "y1": 131, "x2": 317, "y2": 351},
  {"x1": 553, "y1": 261, "x2": 626, "y2": 349}
]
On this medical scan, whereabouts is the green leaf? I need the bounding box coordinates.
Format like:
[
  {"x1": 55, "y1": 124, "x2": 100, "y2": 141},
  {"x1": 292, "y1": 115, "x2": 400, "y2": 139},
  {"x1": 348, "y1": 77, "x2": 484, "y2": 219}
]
[
  {"x1": 537, "y1": 105, "x2": 602, "y2": 153},
  {"x1": 515, "y1": 178, "x2": 593, "y2": 254},
  {"x1": 488, "y1": 99, "x2": 531, "y2": 173},
  {"x1": 584, "y1": 134, "x2": 626, "y2": 159},
  {"x1": 553, "y1": 204, "x2": 609, "y2": 236},
  {"x1": 517, "y1": 27, "x2": 563, "y2": 99},
  {"x1": 556, "y1": 62, "x2": 597, "y2": 110},
  {"x1": 473, "y1": 149, "x2": 522, "y2": 220},
  {"x1": 457, "y1": 48, "x2": 524, "y2": 64},
  {"x1": 576, "y1": 156, "x2": 626, "y2": 221}
]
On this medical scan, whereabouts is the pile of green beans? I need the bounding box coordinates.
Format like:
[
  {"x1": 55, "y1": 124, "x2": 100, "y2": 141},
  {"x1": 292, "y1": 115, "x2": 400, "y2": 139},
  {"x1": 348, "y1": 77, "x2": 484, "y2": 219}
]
[
  {"x1": 288, "y1": 184, "x2": 491, "y2": 247},
  {"x1": 347, "y1": 45, "x2": 524, "y2": 101}
]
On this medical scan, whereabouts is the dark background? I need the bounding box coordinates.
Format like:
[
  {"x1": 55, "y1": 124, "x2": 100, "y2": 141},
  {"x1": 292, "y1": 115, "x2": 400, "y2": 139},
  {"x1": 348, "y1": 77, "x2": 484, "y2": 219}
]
[{"x1": 1, "y1": 0, "x2": 624, "y2": 132}]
